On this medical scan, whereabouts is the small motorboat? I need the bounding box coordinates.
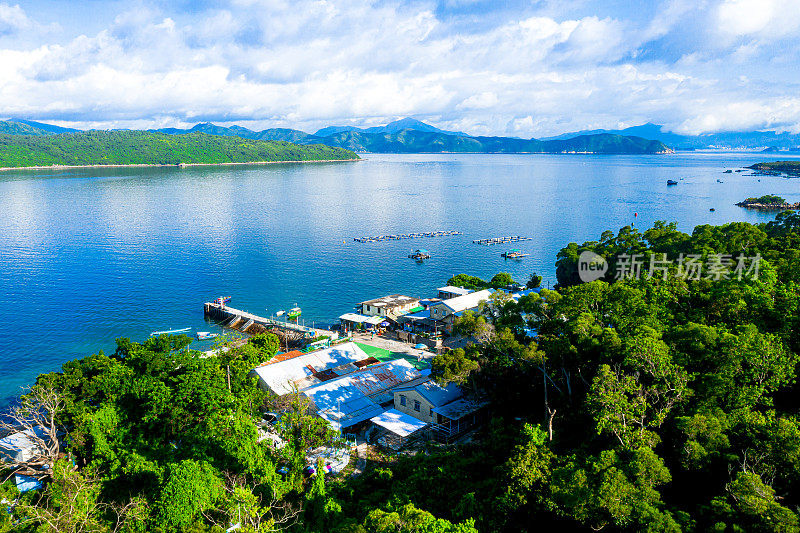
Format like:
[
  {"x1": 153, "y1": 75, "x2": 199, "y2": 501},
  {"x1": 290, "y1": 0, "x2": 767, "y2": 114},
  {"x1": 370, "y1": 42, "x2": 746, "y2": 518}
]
[
  {"x1": 196, "y1": 331, "x2": 219, "y2": 340},
  {"x1": 502, "y1": 249, "x2": 530, "y2": 259},
  {"x1": 717, "y1": 179, "x2": 724, "y2": 183},
  {"x1": 151, "y1": 327, "x2": 191, "y2": 336},
  {"x1": 287, "y1": 306, "x2": 302, "y2": 321},
  {"x1": 667, "y1": 179, "x2": 678, "y2": 185}
]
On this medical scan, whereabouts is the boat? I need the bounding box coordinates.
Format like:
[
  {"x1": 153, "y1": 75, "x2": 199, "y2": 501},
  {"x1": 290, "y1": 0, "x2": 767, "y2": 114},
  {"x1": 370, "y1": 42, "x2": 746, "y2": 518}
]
[
  {"x1": 287, "y1": 306, "x2": 302, "y2": 321},
  {"x1": 502, "y1": 249, "x2": 530, "y2": 259},
  {"x1": 717, "y1": 179, "x2": 724, "y2": 183},
  {"x1": 667, "y1": 179, "x2": 678, "y2": 185},
  {"x1": 196, "y1": 331, "x2": 219, "y2": 340},
  {"x1": 150, "y1": 327, "x2": 191, "y2": 336},
  {"x1": 408, "y1": 249, "x2": 431, "y2": 261}
]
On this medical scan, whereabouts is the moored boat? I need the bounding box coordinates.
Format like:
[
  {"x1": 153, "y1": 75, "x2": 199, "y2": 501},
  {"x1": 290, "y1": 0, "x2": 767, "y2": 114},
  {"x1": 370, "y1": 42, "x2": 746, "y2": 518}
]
[
  {"x1": 196, "y1": 331, "x2": 219, "y2": 340},
  {"x1": 150, "y1": 327, "x2": 191, "y2": 336},
  {"x1": 501, "y1": 249, "x2": 530, "y2": 259}
]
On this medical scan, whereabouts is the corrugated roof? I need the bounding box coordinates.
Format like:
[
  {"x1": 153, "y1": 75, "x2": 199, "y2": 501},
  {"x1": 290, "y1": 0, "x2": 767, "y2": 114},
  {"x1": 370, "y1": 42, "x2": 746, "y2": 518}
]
[
  {"x1": 252, "y1": 342, "x2": 371, "y2": 395},
  {"x1": 394, "y1": 378, "x2": 463, "y2": 407},
  {"x1": 339, "y1": 313, "x2": 371, "y2": 323},
  {"x1": 435, "y1": 289, "x2": 494, "y2": 313},
  {"x1": 370, "y1": 409, "x2": 428, "y2": 437},
  {"x1": 303, "y1": 359, "x2": 422, "y2": 430},
  {"x1": 437, "y1": 286, "x2": 474, "y2": 296},
  {"x1": 432, "y1": 398, "x2": 488, "y2": 420}
]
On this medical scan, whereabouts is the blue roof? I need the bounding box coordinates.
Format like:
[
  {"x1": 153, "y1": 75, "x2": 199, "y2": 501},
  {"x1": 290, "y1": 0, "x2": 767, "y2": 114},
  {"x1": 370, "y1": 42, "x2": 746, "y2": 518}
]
[
  {"x1": 15, "y1": 474, "x2": 42, "y2": 493},
  {"x1": 395, "y1": 379, "x2": 463, "y2": 407},
  {"x1": 405, "y1": 309, "x2": 430, "y2": 319}
]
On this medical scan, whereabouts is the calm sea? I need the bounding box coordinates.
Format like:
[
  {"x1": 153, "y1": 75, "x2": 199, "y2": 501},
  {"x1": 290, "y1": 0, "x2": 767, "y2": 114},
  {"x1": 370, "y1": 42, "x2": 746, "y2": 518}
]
[{"x1": 1, "y1": 152, "x2": 798, "y2": 403}]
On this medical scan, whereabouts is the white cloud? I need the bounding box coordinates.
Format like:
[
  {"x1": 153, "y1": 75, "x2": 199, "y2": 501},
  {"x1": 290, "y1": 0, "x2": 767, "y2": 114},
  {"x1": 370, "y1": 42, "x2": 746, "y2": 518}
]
[{"x1": 0, "y1": 0, "x2": 799, "y2": 137}]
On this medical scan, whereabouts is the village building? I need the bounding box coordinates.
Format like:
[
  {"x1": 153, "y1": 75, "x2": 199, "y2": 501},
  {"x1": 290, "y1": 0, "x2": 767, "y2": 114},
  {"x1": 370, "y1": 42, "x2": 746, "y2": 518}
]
[
  {"x1": 302, "y1": 359, "x2": 422, "y2": 432},
  {"x1": 392, "y1": 378, "x2": 488, "y2": 443},
  {"x1": 427, "y1": 289, "x2": 494, "y2": 332},
  {"x1": 251, "y1": 341, "x2": 378, "y2": 395},
  {"x1": 437, "y1": 286, "x2": 473, "y2": 300},
  {"x1": 359, "y1": 294, "x2": 421, "y2": 320}
]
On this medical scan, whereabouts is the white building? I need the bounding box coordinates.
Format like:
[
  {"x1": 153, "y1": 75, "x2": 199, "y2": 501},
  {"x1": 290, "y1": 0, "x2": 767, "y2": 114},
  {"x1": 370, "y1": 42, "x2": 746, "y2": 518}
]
[{"x1": 251, "y1": 341, "x2": 376, "y2": 395}]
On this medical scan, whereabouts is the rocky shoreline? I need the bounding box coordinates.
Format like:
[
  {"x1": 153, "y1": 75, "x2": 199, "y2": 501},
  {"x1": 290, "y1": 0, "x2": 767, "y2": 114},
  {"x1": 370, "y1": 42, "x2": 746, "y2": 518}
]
[{"x1": 736, "y1": 200, "x2": 800, "y2": 210}]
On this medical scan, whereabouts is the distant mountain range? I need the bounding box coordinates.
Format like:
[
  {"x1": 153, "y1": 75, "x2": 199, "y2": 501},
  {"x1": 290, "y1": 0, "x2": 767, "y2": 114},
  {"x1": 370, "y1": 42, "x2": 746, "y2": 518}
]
[
  {"x1": 0, "y1": 117, "x2": 682, "y2": 154},
  {"x1": 148, "y1": 118, "x2": 670, "y2": 154},
  {"x1": 544, "y1": 122, "x2": 800, "y2": 150}
]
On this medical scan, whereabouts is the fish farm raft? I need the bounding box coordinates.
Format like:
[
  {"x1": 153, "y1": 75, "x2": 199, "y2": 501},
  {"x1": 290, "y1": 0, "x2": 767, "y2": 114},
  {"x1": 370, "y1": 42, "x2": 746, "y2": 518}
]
[
  {"x1": 473, "y1": 236, "x2": 534, "y2": 245},
  {"x1": 353, "y1": 230, "x2": 462, "y2": 243}
]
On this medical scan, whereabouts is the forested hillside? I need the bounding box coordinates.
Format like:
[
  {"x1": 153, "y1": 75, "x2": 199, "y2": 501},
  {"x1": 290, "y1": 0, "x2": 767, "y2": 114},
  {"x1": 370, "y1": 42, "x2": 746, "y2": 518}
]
[
  {"x1": 3, "y1": 213, "x2": 800, "y2": 532},
  {"x1": 0, "y1": 131, "x2": 359, "y2": 168}
]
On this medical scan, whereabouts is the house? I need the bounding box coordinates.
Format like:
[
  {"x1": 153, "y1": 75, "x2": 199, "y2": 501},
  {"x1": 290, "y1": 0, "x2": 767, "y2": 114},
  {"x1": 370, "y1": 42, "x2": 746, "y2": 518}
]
[
  {"x1": 437, "y1": 286, "x2": 473, "y2": 300},
  {"x1": 428, "y1": 289, "x2": 494, "y2": 331},
  {"x1": 359, "y1": 294, "x2": 421, "y2": 320},
  {"x1": 302, "y1": 359, "x2": 422, "y2": 432},
  {"x1": 392, "y1": 378, "x2": 488, "y2": 442},
  {"x1": 392, "y1": 379, "x2": 463, "y2": 424},
  {"x1": 251, "y1": 341, "x2": 377, "y2": 395}
]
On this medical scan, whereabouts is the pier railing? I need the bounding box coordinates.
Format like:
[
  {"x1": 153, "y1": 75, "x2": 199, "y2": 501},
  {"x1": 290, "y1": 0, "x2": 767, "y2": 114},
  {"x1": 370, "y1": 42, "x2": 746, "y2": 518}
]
[{"x1": 204, "y1": 302, "x2": 338, "y2": 339}]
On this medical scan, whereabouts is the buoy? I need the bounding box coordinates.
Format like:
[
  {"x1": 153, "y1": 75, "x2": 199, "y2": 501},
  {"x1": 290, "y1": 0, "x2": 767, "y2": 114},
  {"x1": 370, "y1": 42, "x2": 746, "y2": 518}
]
[{"x1": 634, "y1": 212, "x2": 638, "y2": 217}]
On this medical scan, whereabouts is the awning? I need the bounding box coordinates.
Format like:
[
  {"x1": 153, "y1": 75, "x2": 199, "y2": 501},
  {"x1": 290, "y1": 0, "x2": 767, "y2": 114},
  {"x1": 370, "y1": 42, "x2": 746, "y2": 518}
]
[
  {"x1": 365, "y1": 316, "x2": 384, "y2": 325},
  {"x1": 339, "y1": 313, "x2": 370, "y2": 323},
  {"x1": 370, "y1": 409, "x2": 428, "y2": 437}
]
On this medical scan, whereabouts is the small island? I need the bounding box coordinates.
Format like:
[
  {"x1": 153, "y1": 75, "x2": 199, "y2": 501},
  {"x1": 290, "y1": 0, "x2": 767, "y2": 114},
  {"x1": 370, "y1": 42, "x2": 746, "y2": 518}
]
[
  {"x1": 736, "y1": 194, "x2": 800, "y2": 210},
  {"x1": 748, "y1": 161, "x2": 800, "y2": 176},
  {"x1": 0, "y1": 130, "x2": 359, "y2": 170}
]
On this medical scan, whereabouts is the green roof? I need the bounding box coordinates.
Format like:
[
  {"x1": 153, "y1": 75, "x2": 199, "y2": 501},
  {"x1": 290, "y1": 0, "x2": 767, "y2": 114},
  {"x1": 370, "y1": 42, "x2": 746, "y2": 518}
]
[{"x1": 354, "y1": 342, "x2": 431, "y2": 370}]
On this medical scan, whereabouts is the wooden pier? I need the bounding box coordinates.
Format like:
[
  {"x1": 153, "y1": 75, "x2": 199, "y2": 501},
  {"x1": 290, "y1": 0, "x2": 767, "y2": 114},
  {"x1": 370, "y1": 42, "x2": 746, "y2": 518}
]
[{"x1": 204, "y1": 302, "x2": 338, "y2": 340}]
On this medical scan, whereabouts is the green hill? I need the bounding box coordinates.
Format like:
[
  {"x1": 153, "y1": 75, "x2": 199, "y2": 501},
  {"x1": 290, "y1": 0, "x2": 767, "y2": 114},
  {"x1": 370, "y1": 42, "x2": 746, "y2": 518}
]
[
  {"x1": 0, "y1": 130, "x2": 359, "y2": 168},
  {"x1": 0, "y1": 120, "x2": 55, "y2": 136},
  {"x1": 152, "y1": 120, "x2": 672, "y2": 154}
]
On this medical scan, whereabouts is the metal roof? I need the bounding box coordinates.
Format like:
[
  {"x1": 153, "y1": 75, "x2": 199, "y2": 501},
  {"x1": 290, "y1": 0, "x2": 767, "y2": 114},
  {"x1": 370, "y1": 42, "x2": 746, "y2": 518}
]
[
  {"x1": 303, "y1": 359, "x2": 422, "y2": 431},
  {"x1": 252, "y1": 341, "x2": 371, "y2": 395},
  {"x1": 437, "y1": 286, "x2": 473, "y2": 296},
  {"x1": 339, "y1": 313, "x2": 371, "y2": 323},
  {"x1": 434, "y1": 289, "x2": 495, "y2": 313},
  {"x1": 394, "y1": 378, "x2": 463, "y2": 407},
  {"x1": 432, "y1": 398, "x2": 488, "y2": 420},
  {"x1": 370, "y1": 409, "x2": 428, "y2": 437}
]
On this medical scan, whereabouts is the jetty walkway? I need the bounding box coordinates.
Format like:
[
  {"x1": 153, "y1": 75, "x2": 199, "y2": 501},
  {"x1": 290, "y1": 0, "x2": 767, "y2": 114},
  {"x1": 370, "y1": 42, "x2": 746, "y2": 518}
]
[{"x1": 204, "y1": 302, "x2": 337, "y2": 339}]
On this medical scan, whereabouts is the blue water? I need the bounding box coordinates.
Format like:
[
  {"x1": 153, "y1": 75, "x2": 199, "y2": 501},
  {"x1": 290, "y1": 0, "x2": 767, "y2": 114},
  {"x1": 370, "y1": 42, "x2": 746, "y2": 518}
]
[{"x1": 1, "y1": 152, "x2": 798, "y2": 403}]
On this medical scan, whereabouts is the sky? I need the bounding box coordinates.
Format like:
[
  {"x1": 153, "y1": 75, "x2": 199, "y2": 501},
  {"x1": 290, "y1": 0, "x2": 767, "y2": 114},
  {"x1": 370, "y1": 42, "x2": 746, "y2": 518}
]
[{"x1": 1, "y1": 0, "x2": 800, "y2": 137}]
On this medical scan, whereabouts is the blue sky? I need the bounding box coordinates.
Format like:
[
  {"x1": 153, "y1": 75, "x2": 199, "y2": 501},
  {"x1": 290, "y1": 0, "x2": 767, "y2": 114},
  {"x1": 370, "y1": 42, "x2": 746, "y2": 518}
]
[{"x1": 1, "y1": 0, "x2": 799, "y2": 137}]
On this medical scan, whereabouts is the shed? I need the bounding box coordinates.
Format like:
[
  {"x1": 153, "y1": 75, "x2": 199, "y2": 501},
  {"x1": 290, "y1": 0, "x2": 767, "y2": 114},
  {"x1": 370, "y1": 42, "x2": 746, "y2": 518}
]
[{"x1": 369, "y1": 409, "x2": 428, "y2": 450}]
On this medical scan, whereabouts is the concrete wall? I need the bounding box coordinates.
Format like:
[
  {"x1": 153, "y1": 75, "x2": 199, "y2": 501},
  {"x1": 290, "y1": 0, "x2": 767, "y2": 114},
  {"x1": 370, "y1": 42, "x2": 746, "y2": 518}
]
[{"x1": 393, "y1": 390, "x2": 436, "y2": 423}]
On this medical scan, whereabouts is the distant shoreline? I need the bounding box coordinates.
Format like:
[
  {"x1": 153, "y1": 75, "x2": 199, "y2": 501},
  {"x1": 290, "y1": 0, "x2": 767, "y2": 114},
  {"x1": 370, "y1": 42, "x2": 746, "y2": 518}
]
[{"x1": 0, "y1": 158, "x2": 362, "y2": 172}]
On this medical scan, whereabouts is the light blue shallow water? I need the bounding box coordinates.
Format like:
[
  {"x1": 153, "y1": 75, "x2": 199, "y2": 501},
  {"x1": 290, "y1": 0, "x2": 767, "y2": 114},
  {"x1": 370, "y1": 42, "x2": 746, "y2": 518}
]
[{"x1": 1, "y1": 152, "x2": 798, "y2": 403}]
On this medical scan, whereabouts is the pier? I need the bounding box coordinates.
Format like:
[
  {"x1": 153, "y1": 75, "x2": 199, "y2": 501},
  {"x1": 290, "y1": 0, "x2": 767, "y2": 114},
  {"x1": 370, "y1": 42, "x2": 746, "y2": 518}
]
[
  {"x1": 473, "y1": 236, "x2": 533, "y2": 245},
  {"x1": 204, "y1": 302, "x2": 338, "y2": 340},
  {"x1": 353, "y1": 230, "x2": 461, "y2": 243}
]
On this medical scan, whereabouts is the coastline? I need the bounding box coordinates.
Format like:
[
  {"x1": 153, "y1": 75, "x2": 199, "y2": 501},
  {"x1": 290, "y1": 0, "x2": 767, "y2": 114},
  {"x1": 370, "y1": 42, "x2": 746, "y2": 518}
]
[{"x1": 0, "y1": 158, "x2": 362, "y2": 172}]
